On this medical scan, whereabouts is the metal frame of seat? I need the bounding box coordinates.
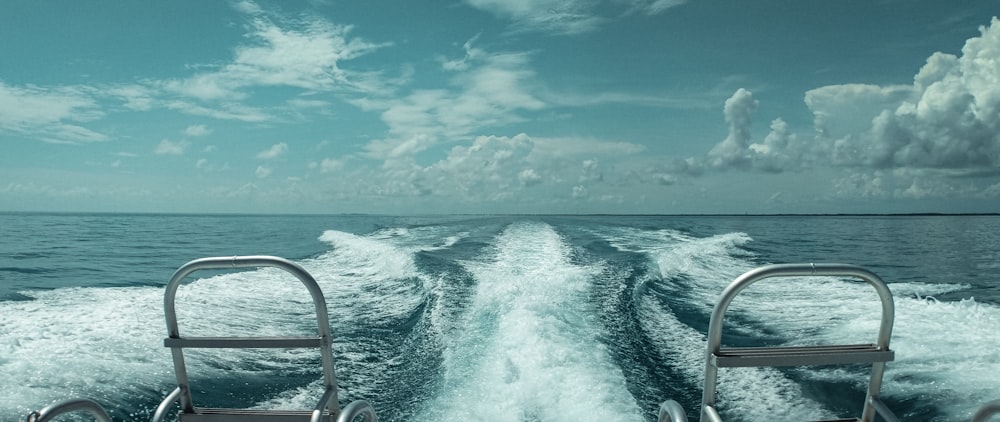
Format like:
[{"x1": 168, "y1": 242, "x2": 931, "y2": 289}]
[
  {"x1": 150, "y1": 255, "x2": 376, "y2": 422},
  {"x1": 26, "y1": 398, "x2": 113, "y2": 422},
  {"x1": 659, "y1": 263, "x2": 899, "y2": 422}
]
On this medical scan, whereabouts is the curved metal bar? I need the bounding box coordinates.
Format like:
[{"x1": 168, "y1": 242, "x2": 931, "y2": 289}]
[
  {"x1": 336, "y1": 401, "x2": 378, "y2": 422},
  {"x1": 657, "y1": 400, "x2": 688, "y2": 422},
  {"x1": 868, "y1": 396, "x2": 900, "y2": 422},
  {"x1": 150, "y1": 387, "x2": 183, "y2": 422},
  {"x1": 310, "y1": 387, "x2": 338, "y2": 422},
  {"x1": 973, "y1": 400, "x2": 1000, "y2": 422},
  {"x1": 26, "y1": 398, "x2": 113, "y2": 422},
  {"x1": 162, "y1": 256, "x2": 339, "y2": 416},
  {"x1": 700, "y1": 263, "x2": 895, "y2": 422},
  {"x1": 700, "y1": 404, "x2": 723, "y2": 422}
]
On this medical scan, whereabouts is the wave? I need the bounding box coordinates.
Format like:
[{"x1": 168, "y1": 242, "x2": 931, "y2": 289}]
[
  {"x1": 597, "y1": 224, "x2": 1000, "y2": 421},
  {"x1": 3, "y1": 217, "x2": 997, "y2": 422},
  {"x1": 411, "y1": 221, "x2": 647, "y2": 421}
]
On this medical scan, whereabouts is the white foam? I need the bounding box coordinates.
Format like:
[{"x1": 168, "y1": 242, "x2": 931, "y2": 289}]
[
  {"x1": 605, "y1": 225, "x2": 998, "y2": 420},
  {"x1": 413, "y1": 221, "x2": 646, "y2": 422},
  {"x1": 0, "y1": 286, "x2": 173, "y2": 418},
  {"x1": 810, "y1": 295, "x2": 1000, "y2": 420},
  {"x1": 0, "y1": 233, "x2": 431, "y2": 419},
  {"x1": 615, "y1": 228, "x2": 835, "y2": 420}
]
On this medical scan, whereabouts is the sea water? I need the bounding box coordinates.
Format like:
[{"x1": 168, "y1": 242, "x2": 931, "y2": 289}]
[{"x1": 1, "y1": 213, "x2": 998, "y2": 421}]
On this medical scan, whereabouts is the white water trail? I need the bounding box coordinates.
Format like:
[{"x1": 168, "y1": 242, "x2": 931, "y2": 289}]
[{"x1": 414, "y1": 221, "x2": 646, "y2": 422}]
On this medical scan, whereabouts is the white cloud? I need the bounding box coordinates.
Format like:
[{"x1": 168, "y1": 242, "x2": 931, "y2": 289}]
[
  {"x1": 318, "y1": 157, "x2": 345, "y2": 173},
  {"x1": 256, "y1": 142, "x2": 288, "y2": 159},
  {"x1": 255, "y1": 165, "x2": 273, "y2": 178},
  {"x1": 464, "y1": 0, "x2": 685, "y2": 35},
  {"x1": 580, "y1": 159, "x2": 602, "y2": 183},
  {"x1": 184, "y1": 124, "x2": 212, "y2": 137},
  {"x1": 163, "y1": 3, "x2": 388, "y2": 103},
  {"x1": 440, "y1": 35, "x2": 485, "y2": 72},
  {"x1": 531, "y1": 136, "x2": 645, "y2": 157},
  {"x1": 427, "y1": 133, "x2": 536, "y2": 196},
  {"x1": 707, "y1": 88, "x2": 757, "y2": 169},
  {"x1": 748, "y1": 118, "x2": 802, "y2": 173},
  {"x1": 361, "y1": 50, "x2": 545, "y2": 160},
  {"x1": 165, "y1": 100, "x2": 272, "y2": 122},
  {"x1": 519, "y1": 168, "x2": 542, "y2": 186},
  {"x1": 339, "y1": 132, "x2": 653, "y2": 206},
  {"x1": 0, "y1": 82, "x2": 107, "y2": 144},
  {"x1": 622, "y1": 0, "x2": 688, "y2": 15},
  {"x1": 105, "y1": 84, "x2": 156, "y2": 111},
  {"x1": 464, "y1": 0, "x2": 605, "y2": 35},
  {"x1": 65, "y1": 1, "x2": 393, "y2": 126},
  {"x1": 677, "y1": 18, "x2": 1000, "y2": 203},
  {"x1": 154, "y1": 139, "x2": 189, "y2": 155},
  {"x1": 811, "y1": 17, "x2": 1000, "y2": 172},
  {"x1": 805, "y1": 83, "x2": 915, "y2": 143}
]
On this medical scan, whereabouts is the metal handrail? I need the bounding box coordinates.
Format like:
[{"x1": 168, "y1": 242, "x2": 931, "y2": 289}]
[
  {"x1": 974, "y1": 400, "x2": 1000, "y2": 422},
  {"x1": 868, "y1": 396, "x2": 900, "y2": 422},
  {"x1": 159, "y1": 255, "x2": 340, "y2": 420},
  {"x1": 336, "y1": 401, "x2": 378, "y2": 422},
  {"x1": 657, "y1": 400, "x2": 689, "y2": 422},
  {"x1": 26, "y1": 398, "x2": 113, "y2": 422},
  {"x1": 700, "y1": 263, "x2": 896, "y2": 422},
  {"x1": 150, "y1": 387, "x2": 183, "y2": 422}
]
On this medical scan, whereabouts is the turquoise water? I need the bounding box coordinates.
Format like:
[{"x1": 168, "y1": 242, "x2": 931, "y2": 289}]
[{"x1": 1, "y1": 213, "x2": 999, "y2": 421}]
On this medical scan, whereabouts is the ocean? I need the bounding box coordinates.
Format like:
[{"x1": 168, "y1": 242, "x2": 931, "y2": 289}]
[{"x1": 1, "y1": 213, "x2": 998, "y2": 421}]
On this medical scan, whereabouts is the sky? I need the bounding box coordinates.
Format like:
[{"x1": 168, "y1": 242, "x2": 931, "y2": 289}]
[{"x1": 1, "y1": 0, "x2": 999, "y2": 214}]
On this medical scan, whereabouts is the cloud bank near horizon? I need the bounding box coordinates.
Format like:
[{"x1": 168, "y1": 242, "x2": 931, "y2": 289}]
[{"x1": 2, "y1": 2, "x2": 999, "y2": 213}]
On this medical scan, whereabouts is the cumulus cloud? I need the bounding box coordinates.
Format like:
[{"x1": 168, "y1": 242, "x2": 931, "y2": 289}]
[
  {"x1": 359, "y1": 49, "x2": 545, "y2": 160},
  {"x1": 313, "y1": 157, "x2": 345, "y2": 173},
  {"x1": 772, "y1": 17, "x2": 1000, "y2": 201},
  {"x1": 707, "y1": 88, "x2": 757, "y2": 169},
  {"x1": 748, "y1": 118, "x2": 802, "y2": 173},
  {"x1": 343, "y1": 132, "x2": 648, "y2": 205},
  {"x1": 519, "y1": 168, "x2": 542, "y2": 186},
  {"x1": 426, "y1": 133, "x2": 536, "y2": 196},
  {"x1": 256, "y1": 142, "x2": 288, "y2": 159},
  {"x1": 814, "y1": 17, "x2": 1000, "y2": 172},
  {"x1": 0, "y1": 82, "x2": 107, "y2": 144},
  {"x1": 184, "y1": 124, "x2": 212, "y2": 137},
  {"x1": 255, "y1": 165, "x2": 273, "y2": 178},
  {"x1": 154, "y1": 139, "x2": 189, "y2": 155},
  {"x1": 681, "y1": 17, "x2": 1000, "y2": 205},
  {"x1": 805, "y1": 83, "x2": 915, "y2": 144},
  {"x1": 580, "y1": 159, "x2": 602, "y2": 183}
]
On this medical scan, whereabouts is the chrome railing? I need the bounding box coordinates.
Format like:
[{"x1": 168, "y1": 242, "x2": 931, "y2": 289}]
[
  {"x1": 152, "y1": 255, "x2": 374, "y2": 422},
  {"x1": 26, "y1": 398, "x2": 112, "y2": 422}
]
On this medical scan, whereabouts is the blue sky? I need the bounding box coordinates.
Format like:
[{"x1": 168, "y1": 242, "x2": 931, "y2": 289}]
[{"x1": 2, "y1": 0, "x2": 998, "y2": 214}]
